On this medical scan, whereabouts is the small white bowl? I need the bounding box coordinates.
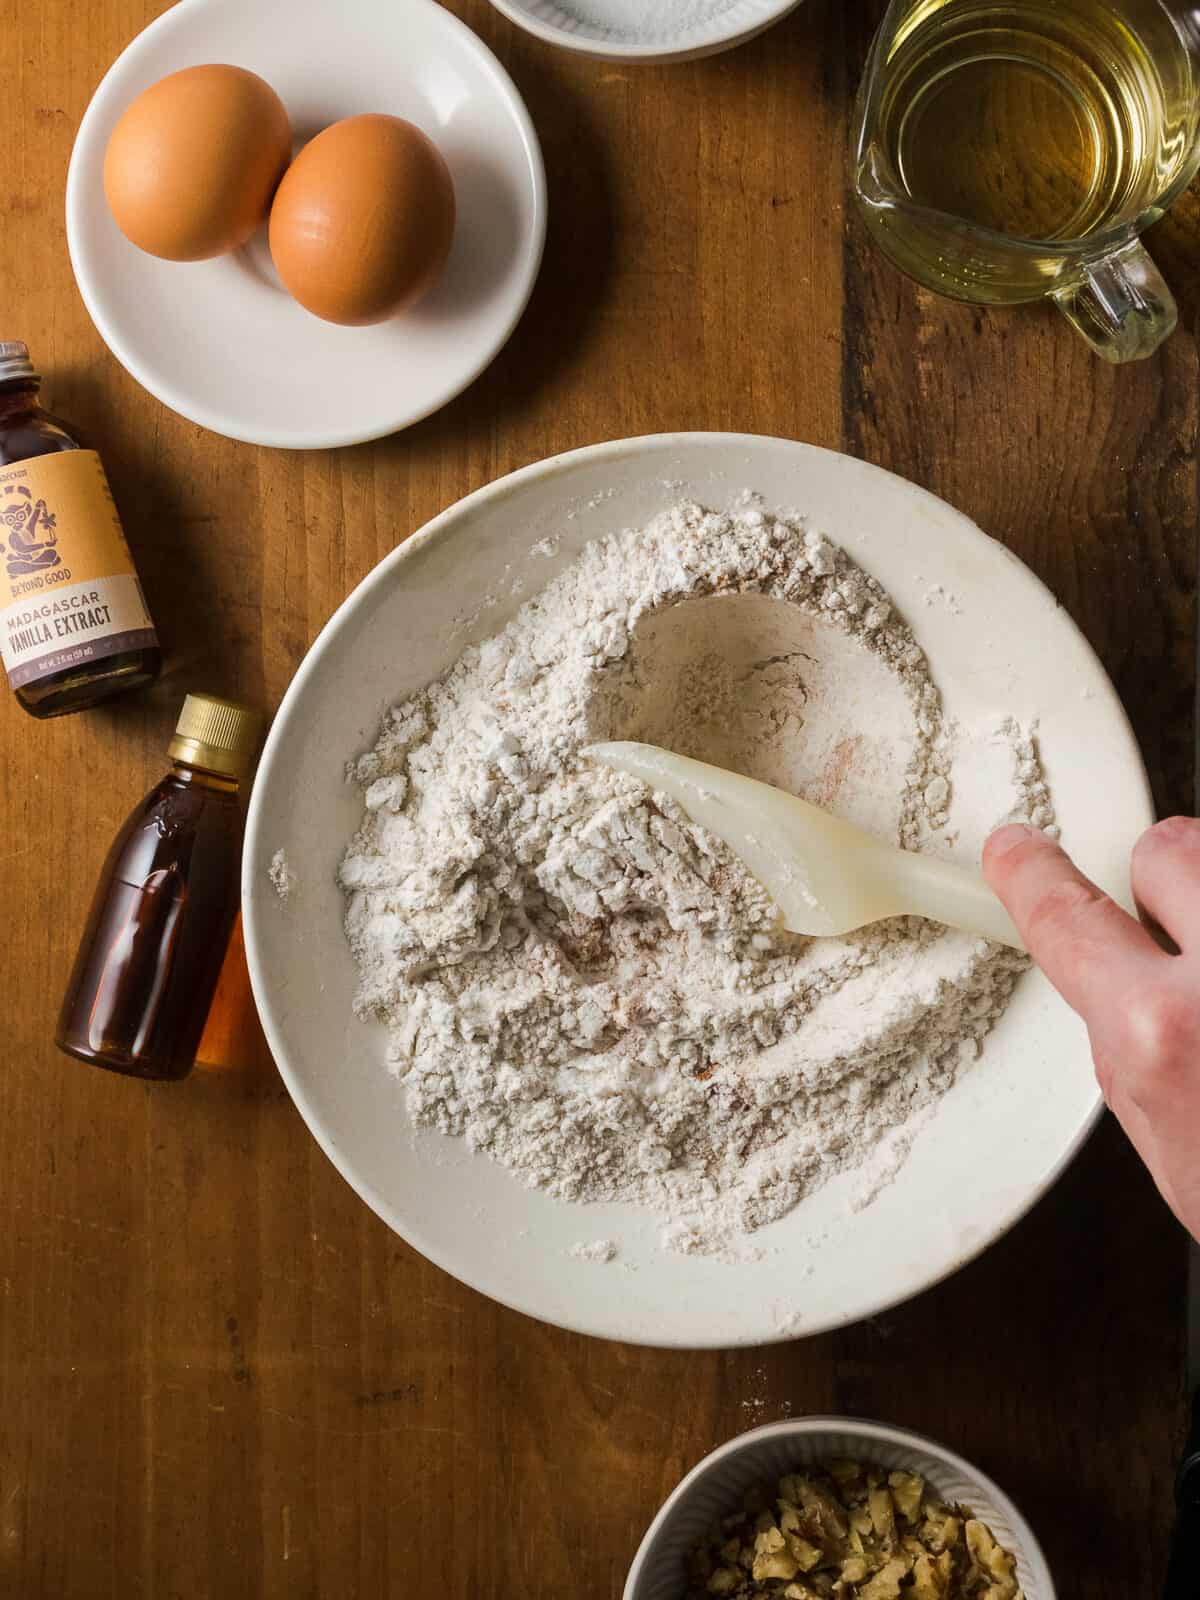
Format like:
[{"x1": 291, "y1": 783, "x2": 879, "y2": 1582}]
[
  {"x1": 484, "y1": 0, "x2": 806, "y2": 64},
  {"x1": 624, "y1": 1418, "x2": 1056, "y2": 1600}
]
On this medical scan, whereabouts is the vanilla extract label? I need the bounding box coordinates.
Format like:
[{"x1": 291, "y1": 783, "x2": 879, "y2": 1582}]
[
  {"x1": 0, "y1": 449, "x2": 156, "y2": 689},
  {"x1": 1, "y1": 575, "x2": 155, "y2": 688}
]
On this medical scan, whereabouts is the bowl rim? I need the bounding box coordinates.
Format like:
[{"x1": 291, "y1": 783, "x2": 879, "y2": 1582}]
[
  {"x1": 483, "y1": 0, "x2": 805, "y2": 63},
  {"x1": 64, "y1": 0, "x2": 549, "y2": 450},
  {"x1": 623, "y1": 1415, "x2": 1058, "y2": 1600}
]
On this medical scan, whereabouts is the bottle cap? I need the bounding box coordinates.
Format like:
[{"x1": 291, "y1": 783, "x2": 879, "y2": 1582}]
[
  {"x1": 168, "y1": 693, "x2": 263, "y2": 778},
  {"x1": 0, "y1": 341, "x2": 36, "y2": 384}
]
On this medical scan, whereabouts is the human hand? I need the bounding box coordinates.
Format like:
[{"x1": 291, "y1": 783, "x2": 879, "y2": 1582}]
[{"x1": 984, "y1": 818, "x2": 1200, "y2": 1242}]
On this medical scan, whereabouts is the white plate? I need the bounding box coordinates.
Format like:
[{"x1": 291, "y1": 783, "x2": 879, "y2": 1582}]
[
  {"x1": 242, "y1": 434, "x2": 1152, "y2": 1348},
  {"x1": 484, "y1": 0, "x2": 804, "y2": 63},
  {"x1": 66, "y1": 0, "x2": 547, "y2": 449}
]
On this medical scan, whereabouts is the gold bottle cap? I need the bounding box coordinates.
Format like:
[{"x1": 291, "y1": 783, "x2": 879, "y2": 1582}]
[{"x1": 168, "y1": 693, "x2": 263, "y2": 778}]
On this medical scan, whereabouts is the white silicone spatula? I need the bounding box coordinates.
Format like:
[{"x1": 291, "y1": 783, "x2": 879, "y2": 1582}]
[{"x1": 585, "y1": 741, "x2": 1025, "y2": 951}]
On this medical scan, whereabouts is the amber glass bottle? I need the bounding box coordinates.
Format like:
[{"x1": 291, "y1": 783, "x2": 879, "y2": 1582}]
[
  {"x1": 0, "y1": 340, "x2": 160, "y2": 717},
  {"x1": 57, "y1": 694, "x2": 262, "y2": 1081}
]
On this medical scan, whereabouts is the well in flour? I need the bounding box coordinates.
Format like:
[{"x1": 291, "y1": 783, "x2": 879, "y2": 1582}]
[{"x1": 338, "y1": 501, "x2": 1048, "y2": 1253}]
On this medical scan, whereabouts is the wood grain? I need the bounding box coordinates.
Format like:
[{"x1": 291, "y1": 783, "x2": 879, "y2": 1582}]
[{"x1": 0, "y1": 1, "x2": 1192, "y2": 1596}]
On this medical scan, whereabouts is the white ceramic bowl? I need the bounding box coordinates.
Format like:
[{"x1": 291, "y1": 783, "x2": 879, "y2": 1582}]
[
  {"x1": 624, "y1": 1418, "x2": 1056, "y2": 1600},
  {"x1": 67, "y1": 0, "x2": 547, "y2": 448},
  {"x1": 242, "y1": 433, "x2": 1152, "y2": 1349},
  {"x1": 484, "y1": 0, "x2": 805, "y2": 64}
]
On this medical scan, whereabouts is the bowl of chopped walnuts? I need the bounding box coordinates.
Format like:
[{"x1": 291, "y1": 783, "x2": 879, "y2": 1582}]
[{"x1": 624, "y1": 1417, "x2": 1054, "y2": 1600}]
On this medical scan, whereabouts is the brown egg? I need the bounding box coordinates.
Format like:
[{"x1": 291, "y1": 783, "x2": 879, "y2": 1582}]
[
  {"x1": 104, "y1": 64, "x2": 291, "y2": 261},
  {"x1": 268, "y1": 114, "x2": 456, "y2": 326}
]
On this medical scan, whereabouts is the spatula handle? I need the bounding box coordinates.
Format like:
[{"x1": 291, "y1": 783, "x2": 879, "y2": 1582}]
[{"x1": 890, "y1": 851, "x2": 1026, "y2": 951}]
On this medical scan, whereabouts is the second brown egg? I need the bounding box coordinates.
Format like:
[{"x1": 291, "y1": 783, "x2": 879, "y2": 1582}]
[{"x1": 268, "y1": 114, "x2": 456, "y2": 326}]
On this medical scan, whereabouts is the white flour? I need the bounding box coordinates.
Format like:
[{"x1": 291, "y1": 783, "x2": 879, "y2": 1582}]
[
  {"x1": 338, "y1": 501, "x2": 1050, "y2": 1253},
  {"x1": 268, "y1": 847, "x2": 296, "y2": 900},
  {"x1": 537, "y1": 0, "x2": 735, "y2": 42},
  {"x1": 569, "y1": 1239, "x2": 618, "y2": 1263}
]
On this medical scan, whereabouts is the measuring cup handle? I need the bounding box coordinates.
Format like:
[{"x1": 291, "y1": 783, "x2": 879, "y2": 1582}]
[{"x1": 1051, "y1": 239, "x2": 1177, "y2": 364}]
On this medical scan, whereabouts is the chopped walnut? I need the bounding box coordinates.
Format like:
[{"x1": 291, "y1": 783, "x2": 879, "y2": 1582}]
[
  {"x1": 861, "y1": 1556, "x2": 910, "y2": 1600},
  {"x1": 684, "y1": 1462, "x2": 1024, "y2": 1600},
  {"x1": 890, "y1": 1473, "x2": 925, "y2": 1525},
  {"x1": 869, "y1": 1487, "x2": 896, "y2": 1539},
  {"x1": 707, "y1": 1568, "x2": 741, "y2": 1595}
]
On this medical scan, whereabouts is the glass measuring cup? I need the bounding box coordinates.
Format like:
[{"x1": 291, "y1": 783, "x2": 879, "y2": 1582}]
[{"x1": 851, "y1": 0, "x2": 1200, "y2": 362}]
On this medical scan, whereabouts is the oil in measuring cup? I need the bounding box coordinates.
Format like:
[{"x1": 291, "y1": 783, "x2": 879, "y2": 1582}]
[{"x1": 852, "y1": 0, "x2": 1200, "y2": 354}]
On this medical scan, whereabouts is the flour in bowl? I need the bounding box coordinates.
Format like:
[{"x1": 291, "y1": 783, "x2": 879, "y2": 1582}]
[{"x1": 338, "y1": 501, "x2": 1049, "y2": 1251}]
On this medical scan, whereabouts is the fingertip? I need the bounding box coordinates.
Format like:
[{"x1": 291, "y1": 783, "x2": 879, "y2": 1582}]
[
  {"x1": 984, "y1": 823, "x2": 1040, "y2": 863},
  {"x1": 983, "y1": 823, "x2": 1056, "y2": 884},
  {"x1": 1133, "y1": 815, "x2": 1200, "y2": 857}
]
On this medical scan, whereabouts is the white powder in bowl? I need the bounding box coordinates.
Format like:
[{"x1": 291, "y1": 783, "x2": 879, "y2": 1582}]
[
  {"x1": 569, "y1": 1238, "x2": 618, "y2": 1263},
  {"x1": 268, "y1": 847, "x2": 296, "y2": 900},
  {"x1": 338, "y1": 501, "x2": 1050, "y2": 1253},
  {"x1": 532, "y1": 0, "x2": 738, "y2": 43}
]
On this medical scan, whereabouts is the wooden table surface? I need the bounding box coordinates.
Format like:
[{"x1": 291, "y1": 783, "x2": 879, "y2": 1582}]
[{"x1": 2, "y1": 1, "x2": 1197, "y2": 1595}]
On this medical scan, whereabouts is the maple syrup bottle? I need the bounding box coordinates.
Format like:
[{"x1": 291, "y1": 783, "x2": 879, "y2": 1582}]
[
  {"x1": 0, "y1": 340, "x2": 160, "y2": 717},
  {"x1": 56, "y1": 694, "x2": 262, "y2": 1081}
]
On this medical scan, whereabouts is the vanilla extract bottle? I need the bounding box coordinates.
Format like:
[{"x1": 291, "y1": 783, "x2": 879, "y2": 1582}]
[
  {"x1": 57, "y1": 694, "x2": 262, "y2": 1081},
  {"x1": 0, "y1": 340, "x2": 160, "y2": 716}
]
